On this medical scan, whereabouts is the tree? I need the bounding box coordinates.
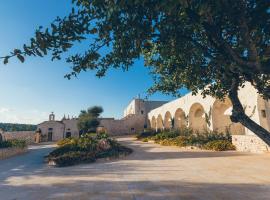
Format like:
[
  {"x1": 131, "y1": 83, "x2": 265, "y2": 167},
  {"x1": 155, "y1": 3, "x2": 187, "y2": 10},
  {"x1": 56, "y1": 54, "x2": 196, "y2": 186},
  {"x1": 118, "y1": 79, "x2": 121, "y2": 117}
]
[
  {"x1": 77, "y1": 106, "x2": 103, "y2": 135},
  {"x1": 1, "y1": 1, "x2": 270, "y2": 144}
]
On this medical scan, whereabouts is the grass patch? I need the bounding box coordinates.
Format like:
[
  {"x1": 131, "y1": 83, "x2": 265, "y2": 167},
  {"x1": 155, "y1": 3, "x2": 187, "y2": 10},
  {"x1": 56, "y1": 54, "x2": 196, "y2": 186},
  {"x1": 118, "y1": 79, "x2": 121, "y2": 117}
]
[{"x1": 46, "y1": 133, "x2": 132, "y2": 167}]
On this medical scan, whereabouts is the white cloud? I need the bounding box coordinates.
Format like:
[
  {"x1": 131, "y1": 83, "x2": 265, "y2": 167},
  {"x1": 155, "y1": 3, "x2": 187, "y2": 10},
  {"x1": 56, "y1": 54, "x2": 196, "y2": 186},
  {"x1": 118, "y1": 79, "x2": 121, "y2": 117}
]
[
  {"x1": 0, "y1": 107, "x2": 49, "y2": 124},
  {"x1": 0, "y1": 107, "x2": 13, "y2": 113}
]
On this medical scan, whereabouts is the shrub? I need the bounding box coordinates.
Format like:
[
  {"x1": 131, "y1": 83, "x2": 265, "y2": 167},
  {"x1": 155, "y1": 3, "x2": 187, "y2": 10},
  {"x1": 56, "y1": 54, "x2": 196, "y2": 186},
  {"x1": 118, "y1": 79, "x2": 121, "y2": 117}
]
[
  {"x1": 136, "y1": 130, "x2": 156, "y2": 140},
  {"x1": 203, "y1": 140, "x2": 236, "y2": 151},
  {"x1": 46, "y1": 133, "x2": 132, "y2": 167},
  {"x1": 142, "y1": 138, "x2": 148, "y2": 142},
  {"x1": 0, "y1": 139, "x2": 27, "y2": 149},
  {"x1": 141, "y1": 129, "x2": 235, "y2": 151},
  {"x1": 52, "y1": 151, "x2": 96, "y2": 167},
  {"x1": 153, "y1": 130, "x2": 180, "y2": 141},
  {"x1": 57, "y1": 138, "x2": 74, "y2": 147}
]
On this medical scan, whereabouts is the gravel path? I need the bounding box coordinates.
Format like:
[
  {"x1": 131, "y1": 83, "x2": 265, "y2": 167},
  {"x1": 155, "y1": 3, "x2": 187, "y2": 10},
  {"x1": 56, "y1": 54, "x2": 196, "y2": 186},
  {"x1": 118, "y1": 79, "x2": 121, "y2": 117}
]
[{"x1": 0, "y1": 136, "x2": 270, "y2": 200}]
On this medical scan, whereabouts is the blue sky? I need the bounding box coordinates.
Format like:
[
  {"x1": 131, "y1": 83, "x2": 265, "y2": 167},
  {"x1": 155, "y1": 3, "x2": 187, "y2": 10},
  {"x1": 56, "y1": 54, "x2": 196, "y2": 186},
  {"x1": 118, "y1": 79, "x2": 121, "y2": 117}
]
[{"x1": 0, "y1": 0, "x2": 187, "y2": 124}]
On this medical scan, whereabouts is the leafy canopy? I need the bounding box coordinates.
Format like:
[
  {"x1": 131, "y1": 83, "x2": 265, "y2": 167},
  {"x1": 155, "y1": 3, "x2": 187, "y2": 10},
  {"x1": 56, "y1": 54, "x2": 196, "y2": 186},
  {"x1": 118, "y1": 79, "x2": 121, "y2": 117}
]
[
  {"x1": 3, "y1": 1, "x2": 269, "y2": 100},
  {"x1": 77, "y1": 106, "x2": 103, "y2": 134}
]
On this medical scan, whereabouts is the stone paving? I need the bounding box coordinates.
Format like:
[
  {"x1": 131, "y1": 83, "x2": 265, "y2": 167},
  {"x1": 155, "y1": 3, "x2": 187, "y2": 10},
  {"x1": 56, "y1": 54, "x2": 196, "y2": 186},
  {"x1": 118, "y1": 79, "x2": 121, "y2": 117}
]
[{"x1": 0, "y1": 136, "x2": 270, "y2": 200}]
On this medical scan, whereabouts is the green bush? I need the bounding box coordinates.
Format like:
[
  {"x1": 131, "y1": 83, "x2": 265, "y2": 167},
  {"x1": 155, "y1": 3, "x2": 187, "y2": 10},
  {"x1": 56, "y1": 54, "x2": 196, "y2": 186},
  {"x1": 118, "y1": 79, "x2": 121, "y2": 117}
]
[
  {"x1": 57, "y1": 138, "x2": 75, "y2": 147},
  {"x1": 52, "y1": 151, "x2": 96, "y2": 167},
  {"x1": 136, "y1": 130, "x2": 156, "y2": 140},
  {"x1": 0, "y1": 139, "x2": 27, "y2": 149},
  {"x1": 142, "y1": 138, "x2": 148, "y2": 142},
  {"x1": 203, "y1": 140, "x2": 236, "y2": 151},
  {"x1": 140, "y1": 129, "x2": 235, "y2": 151},
  {"x1": 46, "y1": 133, "x2": 132, "y2": 167}
]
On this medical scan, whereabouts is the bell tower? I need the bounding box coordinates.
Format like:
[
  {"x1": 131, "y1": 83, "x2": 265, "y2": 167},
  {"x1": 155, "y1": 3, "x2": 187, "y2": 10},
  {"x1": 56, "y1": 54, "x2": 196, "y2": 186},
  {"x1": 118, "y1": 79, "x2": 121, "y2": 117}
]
[{"x1": 49, "y1": 112, "x2": 55, "y2": 121}]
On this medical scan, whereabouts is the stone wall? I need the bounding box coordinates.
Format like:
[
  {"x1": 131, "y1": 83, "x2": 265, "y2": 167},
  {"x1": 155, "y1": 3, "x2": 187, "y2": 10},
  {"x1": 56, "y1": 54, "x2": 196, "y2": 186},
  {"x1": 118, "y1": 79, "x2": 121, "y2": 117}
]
[
  {"x1": 232, "y1": 135, "x2": 269, "y2": 153},
  {"x1": 2, "y1": 131, "x2": 36, "y2": 144},
  {"x1": 0, "y1": 147, "x2": 28, "y2": 160},
  {"x1": 99, "y1": 114, "x2": 146, "y2": 136}
]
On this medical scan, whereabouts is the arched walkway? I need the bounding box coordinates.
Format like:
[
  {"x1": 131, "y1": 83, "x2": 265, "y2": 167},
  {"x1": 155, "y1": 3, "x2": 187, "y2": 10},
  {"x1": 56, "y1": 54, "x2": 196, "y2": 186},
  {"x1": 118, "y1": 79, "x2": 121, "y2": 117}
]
[
  {"x1": 257, "y1": 96, "x2": 270, "y2": 132},
  {"x1": 212, "y1": 98, "x2": 245, "y2": 135},
  {"x1": 164, "y1": 111, "x2": 172, "y2": 130},
  {"x1": 174, "y1": 108, "x2": 186, "y2": 129},
  {"x1": 151, "y1": 116, "x2": 156, "y2": 130},
  {"x1": 189, "y1": 103, "x2": 207, "y2": 132},
  {"x1": 156, "y1": 114, "x2": 163, "y2": 131}
]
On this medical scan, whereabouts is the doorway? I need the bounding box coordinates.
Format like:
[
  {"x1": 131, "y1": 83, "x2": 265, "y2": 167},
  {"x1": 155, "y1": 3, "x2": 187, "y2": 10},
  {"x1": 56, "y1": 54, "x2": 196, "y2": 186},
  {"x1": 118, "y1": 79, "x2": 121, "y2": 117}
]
[{"x1": 48, "y1": 128, "x2": 53, "y2": 141}]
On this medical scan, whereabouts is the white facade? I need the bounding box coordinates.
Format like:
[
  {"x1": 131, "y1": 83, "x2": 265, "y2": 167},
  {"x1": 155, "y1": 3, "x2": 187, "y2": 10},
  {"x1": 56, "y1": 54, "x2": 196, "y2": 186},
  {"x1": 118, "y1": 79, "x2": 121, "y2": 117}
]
[
  {"x1": 147, "y1": 83, "x2": 270, "y2": 153},
  {"x1": 37, "y1": 113, "x2": 79, "y2": 142}
]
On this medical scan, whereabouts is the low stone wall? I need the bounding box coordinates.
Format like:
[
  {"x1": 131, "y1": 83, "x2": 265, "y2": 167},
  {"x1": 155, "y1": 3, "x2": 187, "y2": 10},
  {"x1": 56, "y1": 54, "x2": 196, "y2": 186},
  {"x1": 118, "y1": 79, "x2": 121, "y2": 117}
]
[
  {"x1": 2, "y1": 131, "x2": 36, "y2": 144},
  {"x1": 232, "y1": 135, "x2": 270, "y2": 153},
  {"x1": 99, "y1": 114, "x2": 146, "y2": 136},
  {"x1": 0, "y1": 147, "x2": 28, "y2": 160}
]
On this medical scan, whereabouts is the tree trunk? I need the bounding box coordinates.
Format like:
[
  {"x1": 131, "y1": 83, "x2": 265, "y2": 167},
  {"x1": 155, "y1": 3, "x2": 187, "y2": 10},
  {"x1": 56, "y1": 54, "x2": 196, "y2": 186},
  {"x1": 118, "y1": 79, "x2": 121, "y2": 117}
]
[{"x1": 228, "y1": 79, "x2": 270, "y2": 146}]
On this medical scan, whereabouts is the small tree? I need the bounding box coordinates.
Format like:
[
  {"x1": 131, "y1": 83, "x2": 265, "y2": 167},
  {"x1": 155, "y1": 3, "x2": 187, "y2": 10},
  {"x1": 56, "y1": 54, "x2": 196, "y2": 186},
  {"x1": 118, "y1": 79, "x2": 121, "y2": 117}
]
[{"x1": 77, "y1": 106, "x2": 103, "y2": 135}]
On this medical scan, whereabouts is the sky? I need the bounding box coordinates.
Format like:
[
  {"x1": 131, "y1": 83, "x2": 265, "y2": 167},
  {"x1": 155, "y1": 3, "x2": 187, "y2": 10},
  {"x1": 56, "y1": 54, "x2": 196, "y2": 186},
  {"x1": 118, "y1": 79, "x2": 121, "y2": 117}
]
[{"x1": 0, "y1": 0, "x2": 187, "y2": 124}]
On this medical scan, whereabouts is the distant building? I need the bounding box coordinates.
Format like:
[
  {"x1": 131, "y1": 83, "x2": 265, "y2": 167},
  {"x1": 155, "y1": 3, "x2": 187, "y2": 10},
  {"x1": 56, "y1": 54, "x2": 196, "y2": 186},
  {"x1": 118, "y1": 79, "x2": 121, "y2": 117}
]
[
  {"x1": 99, "y1": 99, "x2": 168, "y2": 135},
  {"x1": 36, "y1": 113, "x2": 79, "y2": 142},
  {"x1": 36, "y1": 99, "x2": 168, "y2": 141}
]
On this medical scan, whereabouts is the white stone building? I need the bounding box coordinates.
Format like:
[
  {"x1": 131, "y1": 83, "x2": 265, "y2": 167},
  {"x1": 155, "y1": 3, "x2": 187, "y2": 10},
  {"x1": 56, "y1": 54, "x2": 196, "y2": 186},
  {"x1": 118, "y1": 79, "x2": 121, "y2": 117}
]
[
  {"x1": 34, "y1": 84, "x2": 270, "y2": 153},
  {"x1": 35, "y1": 99, "x2": 167, "y2": 141},
  {"x1": 147, "y1": 83, "x2": 270, "y2": 153},
  {"x1": 98, "y1": 99, "x2": 168, "y2": 135},
  {"x1": 37, "y1": 113, "x2": 79, "y2": 142}
]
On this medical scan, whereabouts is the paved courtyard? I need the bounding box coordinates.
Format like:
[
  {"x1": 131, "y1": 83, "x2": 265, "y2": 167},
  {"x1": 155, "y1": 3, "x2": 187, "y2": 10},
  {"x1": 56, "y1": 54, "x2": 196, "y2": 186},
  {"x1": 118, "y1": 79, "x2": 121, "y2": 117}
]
[{"x1": 0, "y1": 136, "x2": 270, "y2": 200}]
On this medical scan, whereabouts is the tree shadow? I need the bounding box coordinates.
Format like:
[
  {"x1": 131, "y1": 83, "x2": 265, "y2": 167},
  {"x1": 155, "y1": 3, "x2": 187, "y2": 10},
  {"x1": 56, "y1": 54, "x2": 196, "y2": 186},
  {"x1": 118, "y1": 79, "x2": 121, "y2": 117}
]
[
  {"x1": 0, "y1": 138, "x2": 268, "y2": 200},
  {"x1": 1, "y1": 179, "x2": 270, "y2": 200}
]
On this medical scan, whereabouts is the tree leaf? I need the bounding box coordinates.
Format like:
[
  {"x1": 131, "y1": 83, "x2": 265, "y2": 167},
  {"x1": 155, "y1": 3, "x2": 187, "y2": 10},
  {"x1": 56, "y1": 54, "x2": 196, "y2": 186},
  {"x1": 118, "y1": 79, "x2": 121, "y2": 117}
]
[
  {"x1": 17, "y1": 54, "x2": 25, "y2": 63},
  {"x1": 3, "y1": 57, "x2": 9, "y2": 65}
]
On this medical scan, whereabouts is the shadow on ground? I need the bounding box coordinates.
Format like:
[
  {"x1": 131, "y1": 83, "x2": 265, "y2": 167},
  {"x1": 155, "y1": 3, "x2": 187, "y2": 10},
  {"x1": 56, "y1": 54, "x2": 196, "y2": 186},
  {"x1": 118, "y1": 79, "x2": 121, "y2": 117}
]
[
  {"x1": 1, "y1": 179, "x2": 270, "y2": 200},
  {"x1": 0, "y1": 137, "x2": 269, "y2": 200}
]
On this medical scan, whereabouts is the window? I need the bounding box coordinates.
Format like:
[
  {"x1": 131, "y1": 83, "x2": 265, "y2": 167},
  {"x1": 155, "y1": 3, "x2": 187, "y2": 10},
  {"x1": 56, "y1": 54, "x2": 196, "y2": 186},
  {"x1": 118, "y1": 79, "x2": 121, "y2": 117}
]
[
  {"x1": 131, "y1": 128, "x2": 135, "y2": 131},
  {"x1": 66, "y1": 132, "x2": 71, "y2": 138},
  {"x1": 141, "y1": 110, "x2": 144, "y2": 114},
  {"x1": 261, "y1": 110, "x2": 267, "y2": 118}
]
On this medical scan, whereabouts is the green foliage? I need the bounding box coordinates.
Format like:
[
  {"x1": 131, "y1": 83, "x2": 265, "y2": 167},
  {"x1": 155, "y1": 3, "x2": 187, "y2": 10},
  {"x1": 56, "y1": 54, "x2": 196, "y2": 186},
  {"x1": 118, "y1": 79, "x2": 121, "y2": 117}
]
[
  {"x1": 138, "y1": 128, "x2": 234, "y2": 151},
  {"x1": 2, "y1": 1, "x2": 270, "y2": 142},
  {"x1": 46, "y1": 133, "x2": 132, "y2": 167},
  {"x1": 77, "y1": 106, "x2": 103, "y2": 135},
  {"x1": 0, "y1": 123, "x2": 36, "y2": 132},
  {"x1": 0, "y1": 139, "x2": 27, "y2": 149},
  {"x1": 153, "y1": 130, "x2": 180, "y2": 141},
  {"x1": 56, "y1": 137, "x2": 76, "y2": 147},
  {"x1": 3, "y1": 1, "x2": 269, "y2": 100},
  {"x1": 203, "y1": 140, "x2": 236, "y2": 151},
  {"x1": 52, "y1": 151, "x2": 96, "y2": 167},
  {"x1": 136, "y1": 129, "x2": 157, "y2": 140},
  {"x1": 142, "y1": 138, "x2": 148, "y2": 142}
]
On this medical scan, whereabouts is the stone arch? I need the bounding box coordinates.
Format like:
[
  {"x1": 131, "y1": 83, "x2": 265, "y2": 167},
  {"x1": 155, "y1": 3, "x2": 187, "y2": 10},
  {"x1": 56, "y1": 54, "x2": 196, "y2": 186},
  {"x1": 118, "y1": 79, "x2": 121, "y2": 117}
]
[
  {"x1": 151, "y1": 116, "x2": 157, "y2": 130},
  {"x1": 174, "y1": 108, "x2": 186, "y2": 129},
  {"x1": 147, "y1": 119, "x2": 151, "y2": 129},
  {"x1": 156, "y1": 114, "x2": 163, "y2": 131},
  {"x1": 212, "y1": 98, "x2": 245, "y2": 135},
  {"x1": 257, "y1": 95, "x2": 270, "y2": 132},
  {"x1": 189, "y1": 103, "x2": 207, "y2": 132},
  {"x1": 164, "y1": 111, "x2": 173, "y2": 130}
]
